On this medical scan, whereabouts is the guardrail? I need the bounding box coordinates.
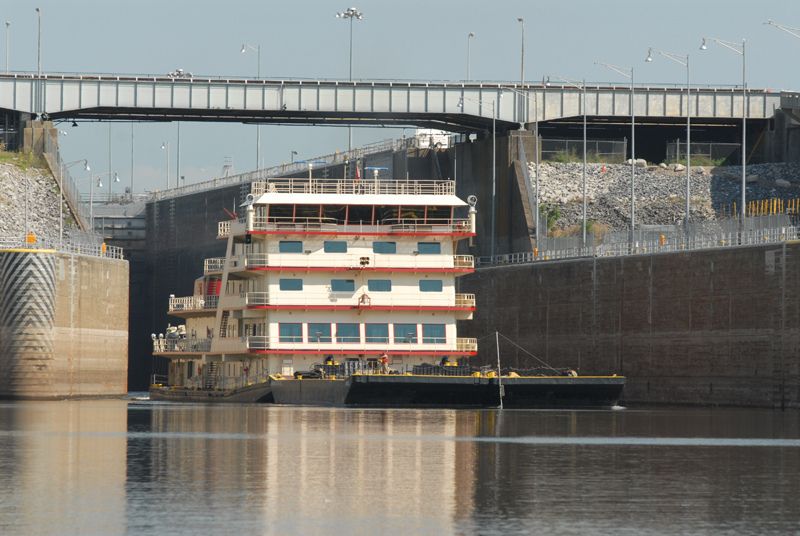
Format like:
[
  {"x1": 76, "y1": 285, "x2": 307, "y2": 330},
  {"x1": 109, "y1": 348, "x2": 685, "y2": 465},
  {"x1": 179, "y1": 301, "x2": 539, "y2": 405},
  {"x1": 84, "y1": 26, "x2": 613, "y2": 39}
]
[
  {"x1": 218, "y1": 221, "x2": 231, "y2": 238},
  {"x1": 0, "y1": 236, "x2": 123, "y2": 259},
  {"x1": 167, "y1": 295, "x2": 219, "y2": 313},
  {"x1": 153, "y1": 338, "x2": 213, "y2": 353},
  {"x1": 242, "y1": 291, "x2": 475, "y2": 309},
  {"x1": 233, "y1": 217, "x2": 472, "y2": 236},
  {"x1": 251, "y1": 177, "x2": 455, "y2": 196},
  {"x1": 210, "y1": 253, "x2": 474, "y2": 272}
]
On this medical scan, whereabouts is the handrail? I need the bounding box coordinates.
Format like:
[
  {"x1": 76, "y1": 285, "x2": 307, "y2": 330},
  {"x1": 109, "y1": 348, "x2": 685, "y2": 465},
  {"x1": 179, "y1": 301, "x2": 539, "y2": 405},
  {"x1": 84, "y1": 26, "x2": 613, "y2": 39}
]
[
  {"x1": 251, "y1": 177, "x2": 455, "y2": 196},
  {"x1": 42, "y1": 133, "x2": 92, "y2": 231},
  {"x1": 168, "y1": 295, "x2": 219, "y2": 312},
  {"x1": 208, "y1": 253, "x2": 474, "y2": 271},
  {"x1": 234, "y1": 217, "x2": 472, "y2": 236},
  {"x1": 243, "y1": 291, "x2": 475, "y2": 308},
  {"x1": 0, "y1": 236, "x2": 123, "y2": 259}
]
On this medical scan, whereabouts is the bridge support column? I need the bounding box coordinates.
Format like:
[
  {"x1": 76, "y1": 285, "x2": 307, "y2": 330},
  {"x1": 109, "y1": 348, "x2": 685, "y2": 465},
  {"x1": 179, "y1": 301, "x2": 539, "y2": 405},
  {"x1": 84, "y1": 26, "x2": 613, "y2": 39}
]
[{"x1": 22, "y1": 118, "x2": 56, "y2": 156}]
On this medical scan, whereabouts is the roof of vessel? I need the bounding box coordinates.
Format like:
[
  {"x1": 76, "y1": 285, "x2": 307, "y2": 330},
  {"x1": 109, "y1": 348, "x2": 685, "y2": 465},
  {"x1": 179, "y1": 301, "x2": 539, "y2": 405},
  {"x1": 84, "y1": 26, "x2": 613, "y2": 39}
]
[{"x1": 250, "y1": 193, "x2": 468, "y2": 207}]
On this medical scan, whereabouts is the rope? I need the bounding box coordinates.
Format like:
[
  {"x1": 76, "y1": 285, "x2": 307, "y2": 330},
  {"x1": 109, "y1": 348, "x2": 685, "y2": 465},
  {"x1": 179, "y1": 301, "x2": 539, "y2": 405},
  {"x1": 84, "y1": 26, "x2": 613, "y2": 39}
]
[{"x1": 496, "y1": 332, "x2": 561, "y2": 374}]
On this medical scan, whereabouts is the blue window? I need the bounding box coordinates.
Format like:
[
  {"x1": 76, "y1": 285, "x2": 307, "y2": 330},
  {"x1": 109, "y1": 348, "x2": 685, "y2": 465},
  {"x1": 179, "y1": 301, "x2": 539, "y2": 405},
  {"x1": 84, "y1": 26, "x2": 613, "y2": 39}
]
[
  {"x1": 309, "y1": 323, "x2": 332, "y2": 343},
  {"x1": 336, "y1": 323, "x2": 360, "y2": 343},
  {"x1": 367, "y1": 279, "x2": 392, "y2": 292},
  {"x1": 331, "y1": 279, "x2": 355, "y2": 292},
  {"x1": 324, "y1": 240, "x2": 348, "y2": 253},
  {"x1": 279, "y1": 278, "x2": 303, "y2": 291},
  {"x1": 279, "y1": 323, "x2": 302, "y2": 343},
  {"x1": 279, "y1": 240, "x2": 303, "y2": 253},
  {"x1": 419, "y1": 279, "x2": 443, "y2": 292},
  {"x1": 422, "y1": 324, "x2": 446, "y2": 344},
  {"x1": 373, "y1": 241, "x2": 397, "y2": 254},
  {"x1": 365, "y1": 323, "x2": 389, "y2": 343},
  {"x1": 394, "y1": 323, "x2": 418, "y2": 343},
  {"x1": 417, "y1": 242, "x2": 441, "y2": 254}
]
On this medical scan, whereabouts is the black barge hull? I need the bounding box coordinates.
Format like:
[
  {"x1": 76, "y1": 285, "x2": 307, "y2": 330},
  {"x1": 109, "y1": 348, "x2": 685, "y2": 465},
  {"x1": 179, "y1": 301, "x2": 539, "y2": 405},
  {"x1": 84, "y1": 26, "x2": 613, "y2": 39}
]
[
  {"x1": 149, "y1": 382, "x2": 273, "y2": 403},
  {"x1": 270, "y1": 375, "x2": 624, "y2": 408}
]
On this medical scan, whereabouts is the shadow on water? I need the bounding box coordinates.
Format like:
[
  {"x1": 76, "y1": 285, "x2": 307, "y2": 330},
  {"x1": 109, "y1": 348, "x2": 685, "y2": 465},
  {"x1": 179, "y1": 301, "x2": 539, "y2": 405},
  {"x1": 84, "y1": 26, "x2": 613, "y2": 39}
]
[{"x1": 1, "y1": 402, "x2": 800, "y2": 535}]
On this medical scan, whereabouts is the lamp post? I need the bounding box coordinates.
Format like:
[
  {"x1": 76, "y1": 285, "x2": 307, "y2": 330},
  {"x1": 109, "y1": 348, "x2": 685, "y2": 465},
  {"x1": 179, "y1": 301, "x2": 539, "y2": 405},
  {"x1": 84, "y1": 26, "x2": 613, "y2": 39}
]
[
  {"x1": 241, "y1": 43, "x2": 261, "y2": 169},
  {"x1": 5, "y1": 21, "x2": 9, "y2": 73},
  {"x1": 646, "y1": 47, "x2": 691, "y2": 228},
  {"x1": 466, "y1": 32, "x2": 475, "y2": 81},
  {"x1": 765, "y1": 19, "x2": 800, "y2": 40},
  {"x1": 597, "y1": 61, "x2": 636, "y2": 248},
  {"x1": 336, "y1": 6, "x2": 364, "y2": 152},
  {"x1": 517, "y1": 18, "x2": 525, "y2": 86},
  {"x1": 547, "y1": 76, "x2": 588, "y2": 248},
  {"x1": 88, "y1": 171, "x2": 116, "y2": 231},
  {"x1": 60, "y1": 159, "x2": 89, "y2": 244},
  {"x1": 35, "y1": 8, "x2": 41, "y2": 115},
  {"x1": 458, "y1": 95, "x2": 497, "y2": 257},
  {"x1": 291, "y1": 150, "x2": 298, "y2": 163},
  {"x1": 700, "y1": 37, "x2": 746, "y2": 225},
  {"x1": 160, "y1": 141, "x2": 170, "y2": 189}
]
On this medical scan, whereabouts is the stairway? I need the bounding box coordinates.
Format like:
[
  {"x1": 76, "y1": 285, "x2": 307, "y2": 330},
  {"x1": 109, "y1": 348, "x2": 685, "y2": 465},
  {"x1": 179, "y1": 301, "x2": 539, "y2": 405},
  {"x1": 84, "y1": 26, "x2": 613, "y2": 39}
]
[
  {"x1": 219, "y1": 310, "x2": 230, "y2": 338},
  {"x1": 204, "y1": 362, "x2": 219, "y2": 390}
]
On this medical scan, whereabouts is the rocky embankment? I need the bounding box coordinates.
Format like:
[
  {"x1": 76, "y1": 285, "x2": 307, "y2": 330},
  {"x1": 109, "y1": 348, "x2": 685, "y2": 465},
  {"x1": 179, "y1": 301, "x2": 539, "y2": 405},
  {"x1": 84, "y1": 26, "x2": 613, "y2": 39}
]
[
  {"x1": 0, "y1": 156, "x2": 75, "y2": 242},
  {"x1": 529, "y1": 161, "x2": 800, "y2": 232}
]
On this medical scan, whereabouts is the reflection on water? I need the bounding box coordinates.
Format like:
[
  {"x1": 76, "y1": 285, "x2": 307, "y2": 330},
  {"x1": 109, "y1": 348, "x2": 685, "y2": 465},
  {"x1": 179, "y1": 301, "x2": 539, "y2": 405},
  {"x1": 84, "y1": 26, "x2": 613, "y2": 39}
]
[{"x1": 0, "y1": 401, "x2": 799, "y2": 535}]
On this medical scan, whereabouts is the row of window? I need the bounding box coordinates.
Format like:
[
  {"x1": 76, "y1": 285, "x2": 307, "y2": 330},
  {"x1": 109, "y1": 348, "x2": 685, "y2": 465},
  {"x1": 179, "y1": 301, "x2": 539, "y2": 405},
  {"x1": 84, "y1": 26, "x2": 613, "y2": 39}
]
[
  {"x1": 278, "y1": 322, "x2": 446, "y2": 344},
  {"x1": 278, "y1": 240, "x2": 442, "y2": 255},
  {"x1": 278, "y1": 278, "x2": 444, "y2": 292}
]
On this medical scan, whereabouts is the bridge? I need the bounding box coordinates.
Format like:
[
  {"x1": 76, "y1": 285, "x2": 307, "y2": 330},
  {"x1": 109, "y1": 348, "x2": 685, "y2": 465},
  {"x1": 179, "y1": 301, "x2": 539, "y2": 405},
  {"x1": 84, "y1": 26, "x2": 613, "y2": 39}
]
[{"x1": 0, "y1": 72, "x2": 783, "y2": 132}]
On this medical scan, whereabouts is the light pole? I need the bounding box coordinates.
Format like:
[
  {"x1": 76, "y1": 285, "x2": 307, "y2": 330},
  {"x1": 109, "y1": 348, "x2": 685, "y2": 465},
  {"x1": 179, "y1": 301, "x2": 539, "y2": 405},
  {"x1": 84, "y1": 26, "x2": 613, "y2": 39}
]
[
  {"x1": 336, "y1": 6, "x2": 364, "y2": 152},
  {"x1": 4, "y1": 21, "x2": 9, "y2": 73},
  {"x1": 700, "y1": 37, "x2": 746, "y2": 224},
  {"x1": 291, "y1": 150, "x2": 298, "y2": 163},
  {"x1": 547, "y1": 76, "x2": 588, "y2": 248},
  {"x1": 88, "y1": 172, "x2": 116, "y2": 231},
  {"x1": 458, "y1": 95, "x2": 497, "y2": 257},
  {"x1": 646, "y1": 47, "x2": 691, "y2": 228},
  {"x1": 241, "y1": 43, "x2": 261, "y2": 169},
  {"x1": 176, "y1": 122, "x2": 181, "y2": 187},
  {"x1": 35, "y1": 8, "x2": 41, "y2": 115},
  {"x1": 60, "y1": 159, "x2": 89, "y2": 244},
  {"x1": 597, "y1": 61, "x2": 636, "y2": 248},
  {"x1": 160, "y1": 141, "x2": 170, "y2": 189},
  {"x1": 765, "y1": 19, "x2": 800, "y2": 40},
  {"x1": 466, "y1": 32, "x2": 475, "y2": 81},
  {"x1": 517, "y1": 18, "x2": 525, "y2": 86}
]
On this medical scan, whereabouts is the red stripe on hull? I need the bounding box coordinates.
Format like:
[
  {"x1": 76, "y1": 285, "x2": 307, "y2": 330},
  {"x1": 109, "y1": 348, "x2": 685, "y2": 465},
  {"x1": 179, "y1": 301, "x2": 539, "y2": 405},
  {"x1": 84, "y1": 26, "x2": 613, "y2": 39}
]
[{"x1": 247, "y1": 305, "x2": 475, "y2": 312}]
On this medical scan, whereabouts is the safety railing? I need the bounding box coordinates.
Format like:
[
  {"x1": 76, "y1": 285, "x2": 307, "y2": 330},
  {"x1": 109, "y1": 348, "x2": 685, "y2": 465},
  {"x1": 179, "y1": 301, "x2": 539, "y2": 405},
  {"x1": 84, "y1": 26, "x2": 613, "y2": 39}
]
[
  {"x1": 152, "y1": 338, "x2": 213, "y2": 353},
  {"x1": 0, "y1": 236, "x2": 124, "y2": 259},
  {"x1": 239, "y1": 217, "x2": 472, "y2": 236},
  {"x1": 42, "y1": 133, "x2": 93, "y2": 231},
  {"x1": 453, "y1": 255, "x2": 475, "y2": 269},
  {"x1": 243, "y1": 336, "x2": 477, "y2": 353},
  {"x1": 204, "y1": 257, "x2": 226, "y2": 273},
  {"x1": 218, "y1": 220, "x2": 231, "y2": 238},
  {"x1": 167, "y1": 295, "x2": 219, "y2": 313},
  {"x1": 456, "y1": 338, "x2": 479, "y2": 352},
  {"x1": 250, "y1": 177, "x2": 455, "y2": 196},
  {"x1": 243, "y1": 291, "x2": 475, "y2": 309},
  {"x1": 217, "y1": 253, "x2": 473, "y2": 271}
]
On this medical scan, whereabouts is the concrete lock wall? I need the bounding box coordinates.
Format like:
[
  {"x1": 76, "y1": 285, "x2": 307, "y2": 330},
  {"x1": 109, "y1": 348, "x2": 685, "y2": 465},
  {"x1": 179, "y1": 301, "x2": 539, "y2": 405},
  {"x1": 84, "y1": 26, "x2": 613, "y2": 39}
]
[
  {"x1": 0, "y1": 249, "x2": 128, "y2": 399},
  {"x1": 459, "y1": 243, "x2": 800, "y2": 409}
]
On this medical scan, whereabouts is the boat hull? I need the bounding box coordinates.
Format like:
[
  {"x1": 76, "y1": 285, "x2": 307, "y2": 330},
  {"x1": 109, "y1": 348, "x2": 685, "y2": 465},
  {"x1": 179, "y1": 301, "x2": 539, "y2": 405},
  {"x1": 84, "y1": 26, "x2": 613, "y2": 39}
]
[
  {"x1": 269, "y1": 375, "x2": 625, "y2": 408},
  {"x1": 149, "y1": 382, "x2": 273, "y2": 403}
]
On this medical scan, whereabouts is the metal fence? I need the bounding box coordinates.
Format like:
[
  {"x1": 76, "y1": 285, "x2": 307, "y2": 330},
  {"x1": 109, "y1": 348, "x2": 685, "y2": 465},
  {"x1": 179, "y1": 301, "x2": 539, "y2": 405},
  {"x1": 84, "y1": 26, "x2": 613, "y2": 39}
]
[
  {"x1": 665, "y1": 140, "x2": 741, "y2": 165},
  {"x1": 478, "y1": 215, "x2": 798, "y2": 267},
  {"x1": 42, "y1": 132, "x2": 93, "y2": 231},
  {"x1": 0, "y1": 236, "x2": 124, "y2": 259},
  {"x1": 540, "y1": 138, "x2": 627, "y2": 163}
]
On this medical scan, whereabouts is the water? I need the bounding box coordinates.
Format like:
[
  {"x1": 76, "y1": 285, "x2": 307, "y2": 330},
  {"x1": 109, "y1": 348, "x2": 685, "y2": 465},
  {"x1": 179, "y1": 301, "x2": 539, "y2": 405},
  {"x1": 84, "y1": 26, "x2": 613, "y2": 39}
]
[{"x1": 0, "y1": 398, "x2": 799, "y2": 535}]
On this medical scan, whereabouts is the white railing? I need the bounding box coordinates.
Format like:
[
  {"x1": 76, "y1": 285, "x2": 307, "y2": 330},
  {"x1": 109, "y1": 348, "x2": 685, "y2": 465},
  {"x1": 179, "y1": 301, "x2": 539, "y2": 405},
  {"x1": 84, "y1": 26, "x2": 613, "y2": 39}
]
[
  {"x1": 42, "y1": 132, "x2": 93, "y2": 231},
  {"x1": 243, "y1": 291, "x2": 475, "y2": 309},
  {"x1": 453, "y1": 255, "x2": 475, "y2": 269},
  {"x1": 168, "y1": 295, "x2": 219, "y2": 312},
  {"x1": 456, "y1": 338, "x2": 478, "y2": 352},
  {"x1": 239, "y1": 217, "x2": 472, "y2": 236},
  {"x1": 204, "y1": 257, "x2": 226, "y2": 273},
  {"x1": 244, "y1": 336, "x2": 476, "y2": 353},
  {"x1": 153, "y1": 338, "x2": 213, "y2": 353},
  {"x1": 220, "y1": 253, "x2": 473, "y2": 271},
  {"x1": 218, "y1": 220, "x2": 231, "y2": 238},
  {"x1": 0, "y1": 236, "x2": 124, "y2": 259},
  {"x1": 250, "y1": 177, "x2": 455, "y2": 196}
]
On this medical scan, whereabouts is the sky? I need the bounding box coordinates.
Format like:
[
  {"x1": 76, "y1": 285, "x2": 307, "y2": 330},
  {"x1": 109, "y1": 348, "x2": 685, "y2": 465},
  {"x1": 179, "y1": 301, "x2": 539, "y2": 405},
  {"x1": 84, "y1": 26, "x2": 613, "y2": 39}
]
[{"x1": 3, "y1": 0, "x2": 799, "y2": 195}]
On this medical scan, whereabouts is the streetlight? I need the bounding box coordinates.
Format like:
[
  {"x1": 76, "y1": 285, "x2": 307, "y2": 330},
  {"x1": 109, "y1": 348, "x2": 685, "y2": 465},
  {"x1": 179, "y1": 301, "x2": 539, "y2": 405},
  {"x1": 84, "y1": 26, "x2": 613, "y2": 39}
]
[
  {"x1": 35, "y1": 7, "x2": 41, "y2": 115},
  {"x1": 291, "y1": 150, "x2": 298, "y2": 163},
  {"x1": 765, "y1": 19, "x2": 800, "y2": 40},
  {"x1": 646, "y1": 47, "x2": 691, "y2": 228},
  {"x1": 547, "y1": 76, "x2": 588, "y2": 248},
  {"x1": 458, "y1": 94, "x2": 497, "y2": 257},
  {"x1": 700, "y1": 36, "x2": 746, "y2": 225},
  {"x1": 160, "y1": 141, "x2": 170, "y2": 189},
  {"x1": 597, "y1": 61, "x2": 636, "y2": 248},
  {"x1": 336, "y1": 6, "x2": 364, "y2": 152},
  {"x1": 466, "y1": 32, "x2": 475, "y2": 81},
  {"x1": 241, "y1": 43, "x2": 262, "y2": 169},
  {"x1": 517, "y1": 17, "x2": 525, "y2": 86},
  {"x1": 88, "y1": 171, "x2": 116, "y2": 231},
  {"x1": 60, "y1": 159, "x2": 89, "y2": 245},
  {"x1": 4, "y1": 21, "x2": 9, "y2": 74}
]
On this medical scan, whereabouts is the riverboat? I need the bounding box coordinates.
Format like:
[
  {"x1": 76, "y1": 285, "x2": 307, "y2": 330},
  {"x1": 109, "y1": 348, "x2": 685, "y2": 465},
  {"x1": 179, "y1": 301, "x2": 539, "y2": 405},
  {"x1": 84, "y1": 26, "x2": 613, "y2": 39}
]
[{"x1": 150, "y1": 175, "x2": 624, "y2": 407}]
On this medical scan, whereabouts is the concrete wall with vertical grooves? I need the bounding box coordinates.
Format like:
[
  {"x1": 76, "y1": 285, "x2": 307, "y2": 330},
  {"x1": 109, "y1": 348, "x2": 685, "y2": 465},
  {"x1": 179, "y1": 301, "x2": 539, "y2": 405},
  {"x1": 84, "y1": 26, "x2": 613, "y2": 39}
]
[
  {"x1": 459, "y1": 243, "x2": 800, "y2": 409},
  {"x1": 0, "y1": 250, "x2": 128, "y2": 399}
]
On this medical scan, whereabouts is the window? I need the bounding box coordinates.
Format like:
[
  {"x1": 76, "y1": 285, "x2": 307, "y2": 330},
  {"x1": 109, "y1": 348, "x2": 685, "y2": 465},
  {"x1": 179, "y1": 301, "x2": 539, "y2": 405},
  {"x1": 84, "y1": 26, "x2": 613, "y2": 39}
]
[
  {"x1": 394, "y1": 323, "x2": 418, "y2": 343},
  {"x1": 324, "y1": 240, "x2": 348, "y2": 253},
  {"x1": 373, "y1": 241, "x2": 397, "y2": 254},
  {"x1": 279, "y1": 241, "x2": 303, "y2": 253},
  {"x1": 365, "y1": 323, "x2": 389, "y2": 343},
  {"x1": 309, "y1": 323, "x2": 332, "y2": 343},
  {"x1": 330, "y1": 279, "x2": 355, "y2": 292},
  {"x1": 279, "y1": 323, "x2": 302, "y2": 343},
  {"x1": 419, "y1": 279, "x2": 443, "y2": 292},
  {"x1": 417, "y1": 242, "x2": 441, "y2": 254},
  {"x1": 422, "y1": 324, "x2": 446, "y2": 344},
  {"x1": 336, "y1": 323, "x2": 360, "y2": 343},
  {"x1": 279, "y1": 278, "x2": 303, "y2": 291},
  {"x1": 368, "y1": 279, "x2": 392, "y2": 292}
]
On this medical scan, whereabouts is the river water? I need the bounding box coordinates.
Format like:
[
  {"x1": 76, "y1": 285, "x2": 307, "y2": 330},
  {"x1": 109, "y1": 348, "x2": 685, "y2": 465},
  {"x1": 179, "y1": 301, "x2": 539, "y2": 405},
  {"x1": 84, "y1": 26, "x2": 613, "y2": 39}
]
[{"x1": 0, "y1": 399, "x2": 798, "y2": 535}]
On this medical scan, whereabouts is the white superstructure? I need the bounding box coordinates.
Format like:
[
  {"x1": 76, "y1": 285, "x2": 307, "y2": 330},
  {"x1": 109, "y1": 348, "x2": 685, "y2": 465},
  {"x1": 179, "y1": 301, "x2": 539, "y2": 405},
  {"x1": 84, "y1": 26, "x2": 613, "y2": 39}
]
[{"x1": 154, "y1": 177, "x2": 477, "y2": 389}]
